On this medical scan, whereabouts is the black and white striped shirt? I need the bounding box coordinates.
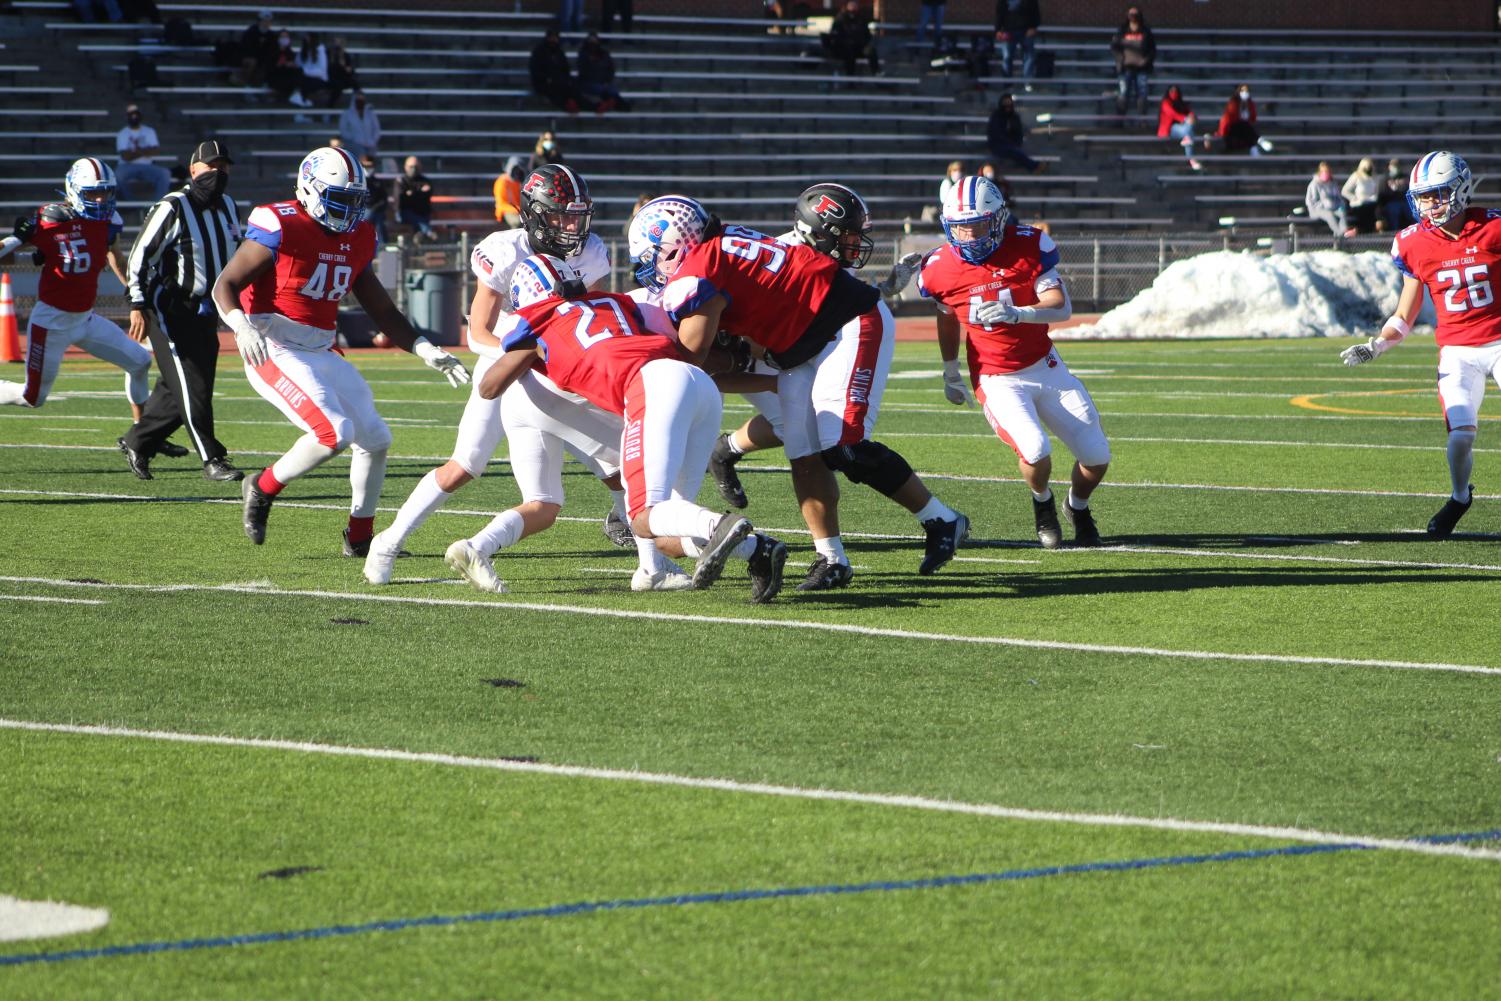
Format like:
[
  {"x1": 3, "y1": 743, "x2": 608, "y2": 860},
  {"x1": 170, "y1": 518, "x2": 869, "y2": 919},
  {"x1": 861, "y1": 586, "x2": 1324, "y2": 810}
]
[{"x1": 127, "y1": 188, "x2": 242, "y2": 307}]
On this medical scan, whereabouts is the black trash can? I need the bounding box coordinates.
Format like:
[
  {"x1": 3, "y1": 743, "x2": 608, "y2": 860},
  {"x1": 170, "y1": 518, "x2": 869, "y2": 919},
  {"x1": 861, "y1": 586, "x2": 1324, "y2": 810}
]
[{"x1": 404, "y1": 270, "x2": 462, "y2": 346}]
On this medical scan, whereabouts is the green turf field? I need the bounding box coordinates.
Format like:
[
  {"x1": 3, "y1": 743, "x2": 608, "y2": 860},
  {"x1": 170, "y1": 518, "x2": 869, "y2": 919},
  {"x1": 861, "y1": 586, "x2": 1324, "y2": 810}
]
[{"x1": 3, "y1": 337, "x2": 1499, "y2": 998}]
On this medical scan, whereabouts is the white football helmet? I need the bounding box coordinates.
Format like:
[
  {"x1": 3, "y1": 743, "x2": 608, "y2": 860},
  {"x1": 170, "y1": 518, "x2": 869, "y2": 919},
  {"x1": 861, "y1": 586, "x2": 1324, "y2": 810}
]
[
  {"x1": 1407, "y1": 151, "x2": 1476, "y2": 229},
  {"x1": 295, "y1": 146, "x2": 368, "y2": 233},
  {"x1": 64, "y1": 157, "x2": 117, "y2": 221},
  {"x1": 941, "y1": 176, "x2": 1011, "y2": 264},
  {"x1": 509, "y1": 253, "x2": 586, "y2": 311},
  {"x1": 627, "y1": 195, "x2": 710, "y2": 292}
]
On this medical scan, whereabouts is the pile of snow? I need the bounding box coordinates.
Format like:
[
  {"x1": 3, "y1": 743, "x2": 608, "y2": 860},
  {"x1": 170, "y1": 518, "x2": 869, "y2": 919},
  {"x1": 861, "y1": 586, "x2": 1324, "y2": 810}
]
[{"x1": 1060, "y1": 250, "x2": 1436, "y2": 340}]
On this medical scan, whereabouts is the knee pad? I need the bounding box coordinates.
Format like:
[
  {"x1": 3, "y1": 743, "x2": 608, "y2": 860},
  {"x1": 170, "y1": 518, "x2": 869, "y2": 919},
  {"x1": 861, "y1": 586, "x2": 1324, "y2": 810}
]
[{"x1": 820, "y1": 439, "x2": 913, "y2": 497}]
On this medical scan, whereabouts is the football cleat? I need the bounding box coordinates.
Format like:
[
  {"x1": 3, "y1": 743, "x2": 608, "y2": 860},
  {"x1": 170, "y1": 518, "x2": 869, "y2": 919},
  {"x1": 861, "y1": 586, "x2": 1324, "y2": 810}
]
[
  {"x1": 117, "y1": 436, "x2": 152, "y2": 480},
  {"x1": 158, "y1": 440, "x2": 190, "y2": 458},
  {"x1": 203, "y1": 457, "x2": 244, "y2": 482},
  {"x1": 1426, "y1": 485, "x2": 1473, "y2": 538},
  {"x1": 1064, "y1": 503, "x2": 1102, "y2": 547},
  {"x1": 1033, "y1": 495, "x2": 1062, "y2": 550},
  {"x1": 691, "y1": 514, "x2": 752, "y2": 589},
  {"x1": 796, "y1": 555, "x2": 853, "y2": 592},
  {"x1": 708, "y1": 433, "x2": 748, "y2": 509},
  {"x1": 602, "y1": 509, "x2": 635, "y2": 548},
  {"x1": 342, "y1": 527, "x2": 372, "y2": 558},
  {"x1": 362, "y1": 535, "x2": 401, "y2": 586},
  {"x1": 746, "y1": 533, "x2": 788, "y2": 604},
  {"x1": 918, "y1": 512, "x2": 969, "y2": 575},
  {"x1": 630, "y1": 565, "x2": 695, "y2": 592},
  {"x1": 445, "y1": 539, "x2": 507, "y2": 593},
  {"x1": 241, "y1": 476, "x2": 273, "y2": 544}
]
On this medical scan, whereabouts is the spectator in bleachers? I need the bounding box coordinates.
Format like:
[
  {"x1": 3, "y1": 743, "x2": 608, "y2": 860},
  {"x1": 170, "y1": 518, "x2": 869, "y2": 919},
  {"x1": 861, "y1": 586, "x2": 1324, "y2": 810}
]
[
  {"x1": 601, "y1": 0, "x2": 634, "y2": 33},
  {"x1": 338, "y1": 89, "x2": 382, "y2": 160},
  {"x1": 361, "y1": 154, "x2": 390, "y2": 245},
  {"x1": 826, "y1": 1, "x2": 881, "y2": 77},
  {"x1": 531, "y1": 28, "x2": 588, "y2": 115},
  {"x1": 229, "y1": 9, "x2": 275, "y2": 87},
  {"x1": 267, "y1": 30, "x2": 313, "y2": 108},
  {"x1": 1341, "y1": 158, "x2": 1380, "y2": 235},
  {"x1": 121, "y1": 0, "x2": 159, "y2": 21},
  {"x1": 115, "y1": 103, "x2": 171, "y2": 203},
  {"x1": 624, "y1": 191, "x2": 654, "y2": 237},
  {"x1": 397, "y1": 156, "x2": 435, "y2": 239},
  {"x1": 986, "y1": 93, "x2": 1045, "y2": 174},
  {"x1": 1305, "y1": 161, "x2": 1352, "y2": 242},
  {"x1": 556, "y1": 0, "x2": 582, "y2": 33},
  {"x1": 1216, "y1": 84, "x2": 1267, "y2": 156},
  {"x1": 937, "y1": 160, "x2": 965, "y2": 214},
  {"x1": 326, "y1": 37, "x2": 357, "y2": 107},
  {"x1": 532, "y1": 130, "x2": 565, "y2": 169},
  {"x1": 1378, "y1": 157, "x2": 1412, "y2": 233},
  {"x1": 1111, "y1": 6, "x2": 1155, "y2": 117},
  {"x1": 1157, "y1": 85, "x2": 1203, "y2": 171},
  {"x1": 296, "y1": 33, "x2": 330, "y2": 106},
  {"x1": 994, "y1": 0, "x2": 1040, "y2": 90},
  {"x1": 578, "y1": 32, "x2": 630, "y2": 113},
  {"x1": 72, "y1": 0, "x2": 123, "y2": 23},
  {"x1": 917, "y1": 0, "x2": 945, "y2": 51},
  {"x1": 494, "y1": 156, "x2": 526, "y2": 228}
]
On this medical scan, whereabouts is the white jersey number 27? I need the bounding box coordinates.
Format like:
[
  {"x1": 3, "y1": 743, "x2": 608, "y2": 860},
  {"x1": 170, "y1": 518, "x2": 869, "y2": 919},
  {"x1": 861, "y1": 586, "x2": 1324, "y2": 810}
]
[{"x1": 1436, "y1": 264, "x2": 1494, "y2": 312}]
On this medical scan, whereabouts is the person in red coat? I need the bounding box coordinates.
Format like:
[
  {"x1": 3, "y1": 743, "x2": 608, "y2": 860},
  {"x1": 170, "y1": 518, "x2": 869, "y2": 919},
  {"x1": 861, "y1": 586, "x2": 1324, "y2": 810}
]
[
  {"x1": 1217, "y1": 84, "x2": 1270, "y2": 155},
  {"x1": 1157, "y1": 85, "x2": 1203, "y2": 171}
]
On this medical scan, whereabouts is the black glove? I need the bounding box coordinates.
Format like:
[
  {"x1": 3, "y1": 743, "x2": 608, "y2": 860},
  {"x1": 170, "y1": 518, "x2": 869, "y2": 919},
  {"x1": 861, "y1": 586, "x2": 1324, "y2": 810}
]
[{"x1": 13, "y1": 215, "x2": 36, "y2": 243}]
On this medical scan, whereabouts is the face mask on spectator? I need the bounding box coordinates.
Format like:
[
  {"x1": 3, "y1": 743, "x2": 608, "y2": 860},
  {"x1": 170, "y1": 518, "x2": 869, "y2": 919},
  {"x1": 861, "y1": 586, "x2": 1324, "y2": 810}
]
[
  {"x1": 542, "y1": 140, "x2": 556, "y2": 152},
  {"x1": 1238, "y1": 88, "x2": 1250, "y2": 100},
  {"x1": 279, "y1": 35, "x2": 291, "y2": 48}
]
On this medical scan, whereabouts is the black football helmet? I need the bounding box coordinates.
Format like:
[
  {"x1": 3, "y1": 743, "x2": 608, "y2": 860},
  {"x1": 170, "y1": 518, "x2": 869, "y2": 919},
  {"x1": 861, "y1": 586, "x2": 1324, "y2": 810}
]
[
  {"x1": 520, "y1": 164, "x2": 593, "y2": 258},
  {"x1": 793, "y1": 182, "x2": 874, "y2": 269}
]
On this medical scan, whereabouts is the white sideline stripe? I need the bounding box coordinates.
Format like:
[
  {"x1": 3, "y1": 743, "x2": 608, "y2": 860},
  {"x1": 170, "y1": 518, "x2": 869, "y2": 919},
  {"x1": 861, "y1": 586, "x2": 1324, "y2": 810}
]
[
  {"x1": 0, "y1": 895, "x2": 110, "y2": 943},
  {"x1": 2, "y1": 576, "x2": 1497, "y2": 677},
  {"x1": 0, "y1": 719, "x2": 1496, "y2": 864},
  {"x1": 0, "y1": 594, "x2": 105, "y2": 605}
]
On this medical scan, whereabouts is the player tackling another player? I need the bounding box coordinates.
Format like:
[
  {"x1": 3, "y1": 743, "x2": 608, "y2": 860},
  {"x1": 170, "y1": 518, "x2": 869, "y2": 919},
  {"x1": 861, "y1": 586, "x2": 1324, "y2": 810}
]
[{"x1": 1341, "y1": 150, "x2": 1498, "y2": 538}]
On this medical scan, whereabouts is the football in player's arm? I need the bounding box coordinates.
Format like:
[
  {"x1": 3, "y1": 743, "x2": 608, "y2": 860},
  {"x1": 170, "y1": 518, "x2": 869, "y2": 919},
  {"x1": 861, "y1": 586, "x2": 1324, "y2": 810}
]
[{"x1": 1339, "y1": 150, "x2": 1501, "y2": 537}]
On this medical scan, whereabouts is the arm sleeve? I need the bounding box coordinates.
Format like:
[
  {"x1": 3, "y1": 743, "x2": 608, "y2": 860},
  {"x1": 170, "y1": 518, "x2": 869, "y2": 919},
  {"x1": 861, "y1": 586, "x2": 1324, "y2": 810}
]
[
  {"x1": 1037, "y1": 232, "x2": 1060, "y2": 272},
  {"x1": 128, "y1": 199, "x2": 176, "y2": 305},
  {"x1": 244, "y1": 205, "x2": 284, "y2": 259},
  {"x1": 665, "y1": 276, "x2": 725, "y2": 322},
  {"x1": 1391, "y1": 236, "x2": 1414, "y2": 279},
  {"x1": 499, "y1": 314, "x2": 538, "y2": 351}
]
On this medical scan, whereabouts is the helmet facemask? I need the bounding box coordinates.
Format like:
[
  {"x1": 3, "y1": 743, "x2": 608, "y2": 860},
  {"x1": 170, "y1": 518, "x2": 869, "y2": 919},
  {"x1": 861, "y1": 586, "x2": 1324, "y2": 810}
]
[
  {"x1": 1406, "y1": 152, "x2": 1477, "y2": 230},
  {"x1": 940, "y1": 176, "x2": 1011, "y2": 264},
  {"x1": 65, "y1": 159, "x2": 117, "y2": 221}
]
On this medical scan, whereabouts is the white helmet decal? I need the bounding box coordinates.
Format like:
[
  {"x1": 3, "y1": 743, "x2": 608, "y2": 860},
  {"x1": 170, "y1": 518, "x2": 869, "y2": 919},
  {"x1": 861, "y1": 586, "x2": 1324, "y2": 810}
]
[
  {"x1": 296, "y1": 146, "x2": 368, "y2": 233},
  {"x1": 509, "y1": 253, "x2": 586, "y2": 311},
  {"x1": 627, "y1": 195, "x2": 710, "y2": 292}
]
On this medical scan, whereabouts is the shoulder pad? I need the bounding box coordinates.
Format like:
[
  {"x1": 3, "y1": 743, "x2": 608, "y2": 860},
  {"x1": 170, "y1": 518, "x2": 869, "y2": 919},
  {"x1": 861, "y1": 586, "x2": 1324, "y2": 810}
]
[{"x1": 39, "y1": 202, "x2": 75, "y2": 223}]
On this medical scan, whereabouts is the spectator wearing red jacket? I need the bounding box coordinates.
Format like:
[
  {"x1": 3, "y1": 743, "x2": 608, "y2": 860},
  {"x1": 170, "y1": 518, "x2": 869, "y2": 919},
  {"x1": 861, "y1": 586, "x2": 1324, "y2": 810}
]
[
  {"x1": 1157, "y1": 85, "x2": 1203, "y2": 171},
  {"x1": 1217, "y1": 84, "x2": 1270, "y2": 155}
]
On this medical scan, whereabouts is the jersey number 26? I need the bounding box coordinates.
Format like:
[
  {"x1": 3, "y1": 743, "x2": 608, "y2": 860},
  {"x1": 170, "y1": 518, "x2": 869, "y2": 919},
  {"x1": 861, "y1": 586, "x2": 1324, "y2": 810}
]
[{"x1": 1436, "y1": 264, "x2": 1494, "y2": 312}]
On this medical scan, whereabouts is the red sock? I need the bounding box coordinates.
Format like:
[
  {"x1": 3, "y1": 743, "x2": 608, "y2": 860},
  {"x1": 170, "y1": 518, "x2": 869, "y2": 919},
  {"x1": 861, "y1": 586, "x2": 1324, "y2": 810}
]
[
  {"x1": 346, "y1": 515, "x2": 375, "y2": 544},
  {"x1": 256, "y1": 468, "x2": 286, "y2": 496}
]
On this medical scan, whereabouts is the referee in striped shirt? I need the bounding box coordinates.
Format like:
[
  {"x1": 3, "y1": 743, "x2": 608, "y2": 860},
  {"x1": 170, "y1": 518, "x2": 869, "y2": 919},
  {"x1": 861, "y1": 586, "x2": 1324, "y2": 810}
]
[{"x1": 118, "y1": 139, "x2": 245, "y2": 481}]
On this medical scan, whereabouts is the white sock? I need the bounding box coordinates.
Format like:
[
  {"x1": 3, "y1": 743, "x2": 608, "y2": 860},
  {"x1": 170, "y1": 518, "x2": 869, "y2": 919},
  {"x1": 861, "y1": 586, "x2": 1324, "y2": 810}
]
[
  {"x1": 913, "y1": 497, "x2": 956, "y2": 523},
  {"x1": 678, "y1": 537, "x2": 703, "y2": 558},
  {"x1": 471, "y1": 508, "x2": 525, "y2": 557},
  {"x1": 348, "y1": 447, "x2": 387, "y2": 519},
  {"x1": 725, "y1": 433, "x2": 746, "y2": 456},
  {"x1": 1067, "y1": 487, "x2": 1089, "y2": 511},
  {"x1": 610, "y1": 489, "x2": 629, "y2": 520},
  {"x1": 1031, "y1": 487, "x2": 1053, "y2": 503},
  {"x1": 271, "y1": 433, "x2": 338, "y2": 485},
  {"x1": 647, "y1": 499, "x2": 719, "y2": 541},
  {"x1": 1448, "y1": 429, "x2": 1476, "y2": 501},
  {"x1": 633, "y1": 535, "x2": 678, "y2": 574},
  {"x1": 731, "y1": 535, "x2": 758, "y2": 561},
  {"x1": 383, "y1": 469, "x2": 453, "y2": 548},
  {"x1": 813, "y1": 536, "x2": 848, "y2": 565},
  {"x1": 0, "y1": 381, "x2": 26, "y2": 405}
]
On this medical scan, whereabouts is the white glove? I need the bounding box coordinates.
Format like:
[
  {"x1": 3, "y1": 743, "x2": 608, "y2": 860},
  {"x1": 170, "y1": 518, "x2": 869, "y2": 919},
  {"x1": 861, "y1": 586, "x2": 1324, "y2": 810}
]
[
  {"x1": 877, "y1": 252, "x2": 924, "y2": 299},
  {"x1": 225, "y1": 308, "x2": 267, "y2": 368},
  {"x1": 942, "y1": 359, "x2": 971, "y2": 406},
  {"x1": 413, "y1": 337, "x2": 472, "y2": 387},
  {"x1": 1340, "y1": 337, "x2": 1391, "y2": 366},
  {"x1": 974, "y1": 300, "x2": 1020, "y2": 327}
]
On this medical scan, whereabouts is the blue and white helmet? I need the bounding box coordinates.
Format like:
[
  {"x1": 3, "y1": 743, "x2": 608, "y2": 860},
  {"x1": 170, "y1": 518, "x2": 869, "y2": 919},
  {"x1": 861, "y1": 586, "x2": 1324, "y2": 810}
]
[
  {"x1": 509, "y1": 253, "x2": 586, "y2": 311},
  {"x1": 64, "y1": 157, "x2": 117, "y2": 221},
  {"x1": 941, "y1": 175, "x2": 1010, "y2": 264},
  {"x1": 296, "y1": 146, "x2": 368, "y2": 233},
  {"x1": 627, "y1": 195, "x2": 710, "y2": 292},
  {"x1": 1407, "y1": 151, "x2": 1476, "y2": 229}
]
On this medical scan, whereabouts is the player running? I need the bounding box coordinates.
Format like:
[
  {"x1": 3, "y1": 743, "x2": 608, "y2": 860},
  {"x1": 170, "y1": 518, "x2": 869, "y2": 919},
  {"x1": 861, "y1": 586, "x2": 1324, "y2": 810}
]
[
  {"x1": 629, "y1": 195, "x2": 967, "y2": 591},
  {"x1": 476, "y1": 254, "x2": 788, "y2": 603},
  {"x1": 211, "y1": 146, "x2": 470, "y2": 553},
  {"x1": 1341, "y1": 150, "x2": 1500, "y2": 537},
  {"x1": 919, "y1": 175, "x2": 1111, "y2": 548},
  {"x1": 0, "y1": 158, "x2": 152, "y2": 421}
]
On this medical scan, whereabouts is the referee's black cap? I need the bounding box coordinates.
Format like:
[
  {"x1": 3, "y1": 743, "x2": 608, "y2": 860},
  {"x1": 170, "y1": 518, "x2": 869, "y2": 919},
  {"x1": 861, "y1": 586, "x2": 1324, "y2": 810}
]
[{"x1": 190, "y1": 140, "x2": 234, "y2": 165}]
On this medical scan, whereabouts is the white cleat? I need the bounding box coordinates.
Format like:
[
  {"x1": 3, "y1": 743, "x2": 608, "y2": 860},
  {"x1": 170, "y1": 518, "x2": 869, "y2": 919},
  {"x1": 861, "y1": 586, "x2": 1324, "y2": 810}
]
[
  {"x1": 444, "y1": 539, "x2": 508, "y2": 594},
  {"x1": 631, "y1": 565, "x2": 696, "y2": 592},
  {"x1": 362, "y1": 532, "x2": 400, "y2": 585}
]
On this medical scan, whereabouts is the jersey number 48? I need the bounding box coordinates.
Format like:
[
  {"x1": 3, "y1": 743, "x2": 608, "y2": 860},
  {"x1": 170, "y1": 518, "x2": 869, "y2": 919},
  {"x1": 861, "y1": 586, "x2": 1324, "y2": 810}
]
[{"x1": 299, "y1": 262, "x2": 353, "y2": 302}]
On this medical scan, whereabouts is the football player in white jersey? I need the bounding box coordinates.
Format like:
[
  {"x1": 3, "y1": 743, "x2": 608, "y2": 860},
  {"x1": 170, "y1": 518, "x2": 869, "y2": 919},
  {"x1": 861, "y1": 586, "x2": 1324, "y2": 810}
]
[{"x1": 363, "y1": 166, "x2": 662, "y2": 584}]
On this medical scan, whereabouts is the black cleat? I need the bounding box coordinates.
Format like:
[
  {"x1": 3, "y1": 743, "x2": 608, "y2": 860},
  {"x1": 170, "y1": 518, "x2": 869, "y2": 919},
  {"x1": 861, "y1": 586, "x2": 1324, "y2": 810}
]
[
  {"x1": 708, "y1": 432, "x2": 748, "y2": 509},
  {"x1": 241, "y1": 476, "x2": 273, "y2": 545},
  {"x1": 117, "y1": 436, "x2": 153, "y2": 480},
  {"x1": 157, "y1": 439, "x2": 190, "y2": 458},
  {"x1": 918, "y1": 511, "x2": 969, "y2": 575},
  {"x1": 746, "y1": 533, "x2": 788, "y2": 604},
  {"x1": 796, "y1": 555, "x2": 854, "y2": 591},
  {"x1": 1064, "y1": 502, "x2": 1102, "y2": 547},
  {"x1": 602, "y1": 509, "x2": 635, "y2": 548},
  {"x1": 692, "y1": 514, "x2": 753, "y2": 589},
  {"x1": 342, "y1": 527, "x2": 372, "y2": 558},
  {"x1": 1033, "y1": 495, "x2": 1062, "y2": 549},
  {"x1": 203, "y1": 457, "x2": 244, "y2": 482},
  {"x1": 1427, "y1": 485, "x2": 1474, "y2": 538}
]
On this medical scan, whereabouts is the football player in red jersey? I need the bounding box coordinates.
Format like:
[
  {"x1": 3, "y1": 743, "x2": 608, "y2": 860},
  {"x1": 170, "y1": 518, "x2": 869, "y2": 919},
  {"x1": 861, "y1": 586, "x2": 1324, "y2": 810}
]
[
  {"x1": 919, "y1": 175, "x2": 1111, "y2": 549},
  {"x1": 211, "y1": 147, "x2": 470, "y2": 554},
  {"x1": 630, "y1": 195, "x2": 968, "y2": 591},
  {"x1": 476, "y1": 254, "x2": 787, "y2": 603},
  {"x1": 0, "y1": 158, "x2": 152, "y2": 418},
  {"x1": 1341, "y1": 150, "x2": 1501, "y2": 537}
]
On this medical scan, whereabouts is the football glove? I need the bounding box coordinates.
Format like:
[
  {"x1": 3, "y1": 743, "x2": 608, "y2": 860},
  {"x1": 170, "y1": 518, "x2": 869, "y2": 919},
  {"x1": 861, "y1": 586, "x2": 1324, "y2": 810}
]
[
  {"x1": 225, "y1": 309, "x2": 267, "y2": 368},
  {"x1": 876, "y1": 252, "x2": 924, "y2": 299},
  {"x1": 413, "y1": 337, "x2": 472, "y2": 387},
  {"x1": 942, "y1": 359, "x2": 971, "y2": 406},
  {"x1": 973, "y1": 300, "x2": 1020, "y2": 327},
  {"x1": 1340, "y1": 337, "x2": 1391, "y2": 366},
  {"x1": 13, "y1": 215, "x2": 36, "y2": 243}
]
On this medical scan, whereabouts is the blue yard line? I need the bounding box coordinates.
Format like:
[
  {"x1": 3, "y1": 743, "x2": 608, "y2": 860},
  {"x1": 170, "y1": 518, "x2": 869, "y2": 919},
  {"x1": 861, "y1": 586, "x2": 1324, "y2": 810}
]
[{"x1": 3, "y1": 830, "x2": 1499, "y2": 968}]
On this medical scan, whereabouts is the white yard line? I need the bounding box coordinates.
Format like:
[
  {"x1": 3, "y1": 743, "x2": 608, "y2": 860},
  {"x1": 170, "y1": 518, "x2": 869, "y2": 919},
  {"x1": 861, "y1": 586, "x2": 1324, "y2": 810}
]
[
  {"x1": 0, "y1": 594, "x2": 105, "y2": 605},
  {"x1": 0, "y1": 718, "x2": 1496, "y2": 863},
  {"x1": 2, "y1": 575, "x2": 1497, "y2": 677}
]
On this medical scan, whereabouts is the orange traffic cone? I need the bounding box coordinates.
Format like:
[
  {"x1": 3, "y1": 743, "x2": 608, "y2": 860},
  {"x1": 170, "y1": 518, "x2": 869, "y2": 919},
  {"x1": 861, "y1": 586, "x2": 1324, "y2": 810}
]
[{"x1": 0, "y1": 273, "x2": 21, "y2": 364}]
